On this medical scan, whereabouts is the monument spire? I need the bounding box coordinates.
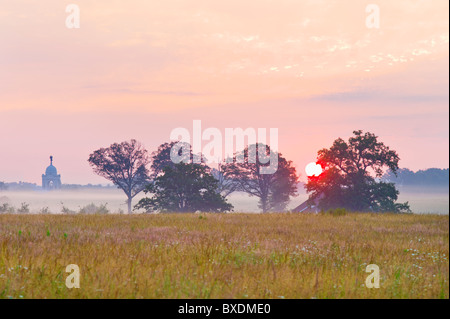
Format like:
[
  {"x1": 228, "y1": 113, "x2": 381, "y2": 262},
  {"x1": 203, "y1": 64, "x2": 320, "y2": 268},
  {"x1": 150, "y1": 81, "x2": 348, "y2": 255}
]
[{"x1": 43, "y1": 155, "x2": 61, "y2": 190}]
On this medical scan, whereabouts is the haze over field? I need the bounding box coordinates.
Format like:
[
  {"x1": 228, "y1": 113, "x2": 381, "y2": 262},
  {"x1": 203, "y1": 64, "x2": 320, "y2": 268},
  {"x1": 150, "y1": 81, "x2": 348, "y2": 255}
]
[{"x1": 0, "y1": 186, "x2": 448, "y2": 214}]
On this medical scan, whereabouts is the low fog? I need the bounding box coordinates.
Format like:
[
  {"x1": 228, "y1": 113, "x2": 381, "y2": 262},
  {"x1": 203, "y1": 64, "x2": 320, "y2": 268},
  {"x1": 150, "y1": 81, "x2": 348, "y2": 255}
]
[
  {"x1": 0, "y1": 188, "x2": 305, "y2": 214},
  {"x1": 0, "y1": 186, "x2": 448, "y2": 214}
]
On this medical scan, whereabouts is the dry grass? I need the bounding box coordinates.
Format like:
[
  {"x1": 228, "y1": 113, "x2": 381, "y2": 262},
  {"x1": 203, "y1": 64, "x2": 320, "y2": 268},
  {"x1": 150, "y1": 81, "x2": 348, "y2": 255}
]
[{"x1": 0, "y1": 213, "x2": 448, "y2": 299}]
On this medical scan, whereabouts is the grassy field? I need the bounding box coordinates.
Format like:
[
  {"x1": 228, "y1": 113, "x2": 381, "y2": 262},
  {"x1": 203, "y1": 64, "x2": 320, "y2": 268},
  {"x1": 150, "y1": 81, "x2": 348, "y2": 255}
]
[{"x1": 0, "y1": 213, "x2": 448, "y2": 299}]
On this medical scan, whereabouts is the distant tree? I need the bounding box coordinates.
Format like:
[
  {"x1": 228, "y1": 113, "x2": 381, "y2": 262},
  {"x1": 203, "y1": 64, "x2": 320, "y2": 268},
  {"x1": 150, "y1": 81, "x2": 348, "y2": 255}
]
[
  {"x1": 150, "y1": 141, "x2": 186, "y2": 178},
  {"x1": 210, "y1": 161, "x2": 240, "y2": 199},
  {"x1": 0, "y1": 182, "x2": 7, "y2": 191},
  {"x1": 150, "y1": 141, "x2": 203, "y2": 178},
  {"x1": 384, "y1": 168, "x2": 449, "y2": 186},
  {"x1": 222, "y1": 144, "x2": 299, "y2": 212},
  {"x1": 88, "y1": 139, "x2": 150, "y2": 214},
  {"x1": 416, "y1": 168, "x2": 449, "y2": 185},
  {"x1": 135, "y1": 162, "x2": 232, "y2": 213},
  {"x1": 17, "y1": 202, "x2": 30, "y2": 214},
  {"x1": 152, "y1": 142, "x2": 238, "y2": 199},
  {"x1": 306, "y1": 130, "x2": 410, "y2": 213},
  {"x1": 383, "y1": 168, "x2": 415, "y2": 185}
]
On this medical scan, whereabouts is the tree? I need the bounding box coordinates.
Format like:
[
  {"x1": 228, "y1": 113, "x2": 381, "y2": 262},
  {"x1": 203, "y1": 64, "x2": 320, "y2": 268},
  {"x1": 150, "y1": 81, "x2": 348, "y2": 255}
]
[
  {"x1": 135, "y1": 162, "x2": 233, "y2": 213},
  {"x1": 222, "y1": 144, "x2": 299, "y2": 212},
  {"x1": 88, "y1": 139, "x2": 150, "y2": 213},
  {"x1": 210, "y1": 161, "x2": 240, "y2": 199},
  {"x1": 306, "y1": 130, "x2": 410, "y2": 213},
  {"x1": 150, "y1": 141, "x2": 203, "y2": 178}
]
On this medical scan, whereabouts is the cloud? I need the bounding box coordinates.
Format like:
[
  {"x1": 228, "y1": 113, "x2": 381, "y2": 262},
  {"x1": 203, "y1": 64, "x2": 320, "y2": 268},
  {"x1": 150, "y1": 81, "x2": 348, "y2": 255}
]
[{"x1": 0, "y1": 0, "x2": 448, "y2": 182}]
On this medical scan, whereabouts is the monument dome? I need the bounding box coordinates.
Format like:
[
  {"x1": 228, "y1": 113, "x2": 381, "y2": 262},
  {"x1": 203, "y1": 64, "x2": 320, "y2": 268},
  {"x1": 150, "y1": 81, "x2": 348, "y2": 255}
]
[
  {"x1": 42, "y1": 156, "x2": 61, "y2": 190},
  {"x1": 45, "y1": 164, "x2": 58, "y2": 176}
]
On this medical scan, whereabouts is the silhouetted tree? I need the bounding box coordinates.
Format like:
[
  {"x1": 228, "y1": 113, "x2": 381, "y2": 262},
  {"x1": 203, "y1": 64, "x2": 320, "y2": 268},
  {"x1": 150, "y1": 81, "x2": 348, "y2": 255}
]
[
  {"x1": 222, "y1": 144, "x2": 299, "y2": 212},
  {"x1": 210, "y1": 161, "x2": 240, "y2": 199},
  {"x1": 306, "y1": 130, "x2": 410, "y2": 213},
  {"x1": 135, "y1": 162, "x2": 232, "y2": 213},
  {"x1": 152, "y1": 142, "x2": 238, "y2": 199},
  {"x1": 150, "y1": 141, "x2": 204, "y2": 178},
  {"x1": 88, "y1": 139, "x2": 150, "y2": 213}
]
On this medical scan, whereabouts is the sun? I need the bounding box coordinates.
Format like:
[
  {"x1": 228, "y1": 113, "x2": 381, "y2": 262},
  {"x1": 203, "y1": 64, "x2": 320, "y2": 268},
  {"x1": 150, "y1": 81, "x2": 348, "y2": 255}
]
[{"x1": 305, "y1": 162, "x2": 323, "y2": 177}]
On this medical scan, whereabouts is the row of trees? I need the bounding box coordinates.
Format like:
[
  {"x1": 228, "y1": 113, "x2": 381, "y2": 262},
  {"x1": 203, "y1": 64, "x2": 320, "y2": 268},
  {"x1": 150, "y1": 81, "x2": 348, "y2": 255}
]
[
  {"x1": 88, "y1": 130, "x2": 410, "y2": 214},
  {"x1": 88, "y1": 140, "x2": 299, "y2": 213},
  {"x1": 383, "y1": 168, "x2": 449, "y2": 186}
]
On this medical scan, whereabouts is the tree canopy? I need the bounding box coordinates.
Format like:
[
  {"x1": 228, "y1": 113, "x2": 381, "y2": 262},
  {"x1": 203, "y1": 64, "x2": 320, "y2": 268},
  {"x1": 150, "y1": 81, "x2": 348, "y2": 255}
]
[
  {"x1": 150, "y1": 141, "x2": 204, "y2": 178},
  {"x1": 306, "y1": 130, "x2": 410, "y2": 213},
  {"x1": 210, "y1": 162, "x2": 240, "y2": 199},
  {"x1": 88, "y1": 139, "x2": 150, "y2": 213},
  {"x1": 135, "y1": 162, "x2": 232, "y2": 213},
  {"x1": 222, "y1": 144, "x2": 299, "y2": 212}
]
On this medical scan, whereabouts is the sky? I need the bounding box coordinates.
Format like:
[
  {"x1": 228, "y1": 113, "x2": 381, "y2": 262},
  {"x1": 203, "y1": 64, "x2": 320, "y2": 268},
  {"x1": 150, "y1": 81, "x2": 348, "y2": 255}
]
[{"x1": 0, "y1": 0, "x2": 448, "y2": 184}]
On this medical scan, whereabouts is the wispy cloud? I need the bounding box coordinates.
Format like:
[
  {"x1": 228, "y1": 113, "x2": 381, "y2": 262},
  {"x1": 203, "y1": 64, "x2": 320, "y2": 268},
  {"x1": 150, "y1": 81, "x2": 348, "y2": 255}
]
[{"x1": 0, "y1": 0, "x2": 448, "y2": 182}]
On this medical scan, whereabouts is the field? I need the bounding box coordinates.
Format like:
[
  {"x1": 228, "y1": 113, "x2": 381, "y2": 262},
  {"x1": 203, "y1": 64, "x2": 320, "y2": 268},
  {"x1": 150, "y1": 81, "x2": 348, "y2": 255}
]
[{"x1": 0, "y1": 213, "x2": 448, "y2": 299}]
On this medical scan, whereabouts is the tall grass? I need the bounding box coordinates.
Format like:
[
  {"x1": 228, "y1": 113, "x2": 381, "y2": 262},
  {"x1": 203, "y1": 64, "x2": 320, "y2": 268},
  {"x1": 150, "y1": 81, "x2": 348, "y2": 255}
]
[{"x1": 0, "y1": 213, "x2": 448, "y2": 299}]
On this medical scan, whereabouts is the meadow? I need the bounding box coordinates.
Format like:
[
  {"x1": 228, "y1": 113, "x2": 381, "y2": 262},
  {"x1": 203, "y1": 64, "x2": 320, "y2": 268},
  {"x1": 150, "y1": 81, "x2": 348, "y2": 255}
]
[{"x1": 0, "y1": 212, "x2": 448, "y2": 299}]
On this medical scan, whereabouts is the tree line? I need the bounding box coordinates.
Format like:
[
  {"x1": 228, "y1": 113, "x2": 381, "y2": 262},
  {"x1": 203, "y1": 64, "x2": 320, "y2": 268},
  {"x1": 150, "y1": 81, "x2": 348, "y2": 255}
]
[
  {"x1": 88, "y1": 140, "x2": 299, "y2": 214},
  {"x1": 87, "y1": 130, "x2": 412, "y2": 214},
  {"x1": 383, "y1": 168, "x2": 449, "y2": 186}
]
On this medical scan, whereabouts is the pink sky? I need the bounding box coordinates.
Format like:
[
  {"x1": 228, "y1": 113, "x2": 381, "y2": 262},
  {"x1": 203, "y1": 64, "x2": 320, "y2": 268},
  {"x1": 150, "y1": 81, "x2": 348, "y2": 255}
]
[{"x1": 0, "y1": 0, "x2": 448, "y2": 184}]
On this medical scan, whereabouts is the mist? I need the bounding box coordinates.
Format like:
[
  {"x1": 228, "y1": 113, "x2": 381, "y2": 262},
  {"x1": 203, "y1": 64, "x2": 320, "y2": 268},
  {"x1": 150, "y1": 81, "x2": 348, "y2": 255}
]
[{"x1": 0, "y1": 186, "x2": 447, "y2": 214}]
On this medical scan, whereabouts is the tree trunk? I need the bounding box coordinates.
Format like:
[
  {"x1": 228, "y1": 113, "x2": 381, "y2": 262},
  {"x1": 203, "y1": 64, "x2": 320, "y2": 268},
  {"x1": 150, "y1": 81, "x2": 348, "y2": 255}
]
[
  {"x1": 260, "y1": 195, "x2": 268, "y2": 213},
  {"x1": 127, "y1": 197, "x2": 132, "y2": 214}
]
